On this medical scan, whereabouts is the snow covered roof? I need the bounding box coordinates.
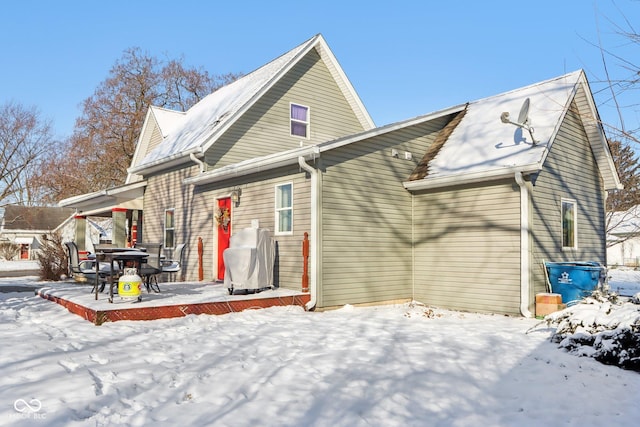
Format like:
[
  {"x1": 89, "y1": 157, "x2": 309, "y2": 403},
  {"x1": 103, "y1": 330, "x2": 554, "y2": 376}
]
[
  {"x1": 150, "y1": 106, "x2": 186, "y2": 138},
  {"x1": 405, "y1": 70, "x2": 621, "y2": 191},
  {"x1": 129, "y1": 34, "x2": 374, "y2": 176},
  {"x1": 183, "y1": 70, "x2": 621, "y2": 193},
  {"x1": 608, "y1": 206, "x2": 640, "y2": 236}
]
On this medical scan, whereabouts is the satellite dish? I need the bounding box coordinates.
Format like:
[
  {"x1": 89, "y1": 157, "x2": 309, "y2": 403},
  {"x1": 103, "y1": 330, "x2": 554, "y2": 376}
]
[
  {"x1": 517, "y1": 98, "x2": 530, "y2": 125},
  {"x1": 500, "y1": 97, "x2": 537, "y2": 145}
]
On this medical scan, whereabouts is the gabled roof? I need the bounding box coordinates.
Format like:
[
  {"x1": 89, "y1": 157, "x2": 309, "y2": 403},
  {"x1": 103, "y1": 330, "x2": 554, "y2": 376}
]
[
  {"x1": 129, "y1": 34, "x2": 374, "y2": 176},
  {"x1": 127, "y1": 106, "x2": 185, "y2": 184},
  {"x1": 185, "y1": 70, "x2": 621, "y2": 193},
  {"x1": 1, "y1": 205, "x2": 75, "y2": 232},
  {"x1": 405, "y1": 70, "x2": 622, "y2": 191}
]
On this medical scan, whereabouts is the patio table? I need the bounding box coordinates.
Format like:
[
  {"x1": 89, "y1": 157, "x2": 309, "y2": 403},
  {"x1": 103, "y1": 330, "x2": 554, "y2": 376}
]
[{"x1": 94, "y1": 248, "x2": 149, "y2": 302}]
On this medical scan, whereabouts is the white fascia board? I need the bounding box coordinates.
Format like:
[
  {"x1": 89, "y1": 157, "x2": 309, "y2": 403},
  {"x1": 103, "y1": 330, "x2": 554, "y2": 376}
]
[
  {"x1": 58, "y1": 181, "x2": 147, "y2": 209},
  {"x1": 315, "y1": 35, "x2": 375, "y2": 130},
  {"x1": 128, "y1": 149, "x2": 197, "y2": 176},
  {"x1": 184, "y1": 147, "x2": 320, "y2": 186},
  {"x1": 403, "y1": 163, "x2": 542, "y2": 191},
  {"x1": 107, "y1": 180, "x2": 147, "y2": 198},
  {"x1": 59, "y1": 189, "x2": 112, "y2": 208}
]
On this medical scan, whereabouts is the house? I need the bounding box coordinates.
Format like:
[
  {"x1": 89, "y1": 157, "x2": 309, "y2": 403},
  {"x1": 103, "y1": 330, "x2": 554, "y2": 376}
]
[
  {"x1": 0, "y1": 205, "x2": 75, "y2": 260},
  {"x1": 606, "y1": 206, "x2": 640, "y2": 267},
  {"x1": 59, "y1": 34, "x2": 621, "y2": 316}
]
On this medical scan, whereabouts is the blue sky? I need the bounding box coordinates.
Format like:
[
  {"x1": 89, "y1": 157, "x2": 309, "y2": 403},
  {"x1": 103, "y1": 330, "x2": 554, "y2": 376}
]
[{"x1": 1, "y1": 0, "x2": 638, "y2": 141}]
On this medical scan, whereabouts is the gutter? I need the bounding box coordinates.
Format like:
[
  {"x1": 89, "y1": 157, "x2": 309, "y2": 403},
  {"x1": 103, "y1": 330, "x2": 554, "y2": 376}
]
[
  {"x1": 515, "y1": 171, "x2": 533, "y2": 318},
  {"x1": 403, "y1": 164, "x2": 541, "y2": 192},
  {"x1": 297, "y1": 156, "x2": 318, "y2": 311},
  {"x1": 184, "y1": 146, "x2": 319, "y2": 186},
  {"x1": 190, "y1": 153, "x2": 206, "y2": 173}
]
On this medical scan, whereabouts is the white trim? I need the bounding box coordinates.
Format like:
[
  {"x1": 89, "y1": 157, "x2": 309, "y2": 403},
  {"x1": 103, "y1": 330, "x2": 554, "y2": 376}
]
[
  {"x1": 274, "y1": 182, "x2": 294, "y2": 236},
  {"x1": 290, "y1": 103, "x2": 310, "y2": 139},
  {"x1": 14, "y1": 237, "x2": 34, "y2": 245},
  {"x1": 164, "y1": 208, "x2": 176, "y2": 249},
  {"x1": 183, "y1": 146, "x2": 319, "y2": 186},
  {"x1": 403, "y1": 164, "x2": 541, "y2": 191},
  {"x1": 58, "y1": 180, "x2": 147, "y2": 209},
  {"x1": 561, "y1": 198, "x2": 578, "y2": 250}
]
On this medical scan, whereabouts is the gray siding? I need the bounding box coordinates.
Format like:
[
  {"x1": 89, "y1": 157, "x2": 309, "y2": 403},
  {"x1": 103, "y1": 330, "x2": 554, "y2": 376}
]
[
  {"x1": 413, "y1": 181, "x2": 522, "y2": 315},
  {"x1": 142, "y1": 165, "x2": 212, "y2": 282},
  {"x1": 143, "y1": 164, "x2": 310, "y2": 288},
  {"x1": 318, "y1": 120, "x2": 447, "y2": 308},
  {"x1": 200, "y1": 167, "x2": 311, "y2": 291},
  {"x1": 146, "y1": 119, "x2": 164, "y2": 154},
  {"x1": 530, "y1": 101, "x2": 607, "y2": 294},
  {"x1": 205, "y1": 48, "x2": 366, "y2": 167}
]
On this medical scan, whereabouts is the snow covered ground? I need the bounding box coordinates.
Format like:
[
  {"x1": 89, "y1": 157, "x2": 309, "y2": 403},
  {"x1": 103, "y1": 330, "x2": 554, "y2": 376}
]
[{"x1": 0, "y1": 270, "x2": 638, "y2": 426}]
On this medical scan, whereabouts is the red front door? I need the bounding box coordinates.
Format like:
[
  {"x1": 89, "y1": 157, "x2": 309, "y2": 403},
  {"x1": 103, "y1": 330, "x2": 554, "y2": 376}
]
[
  {"x1": 217, "y1": 197, "x2": 232, "y2": 280},
  {"x1": 20, "y1": 244, "x2": 29, "y2": 260}
]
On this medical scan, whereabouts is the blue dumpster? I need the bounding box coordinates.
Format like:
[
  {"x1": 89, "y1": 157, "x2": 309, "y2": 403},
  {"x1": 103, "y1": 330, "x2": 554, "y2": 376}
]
[{"x1": 545, "y1": 262, "x2": 603, "y2": 306}]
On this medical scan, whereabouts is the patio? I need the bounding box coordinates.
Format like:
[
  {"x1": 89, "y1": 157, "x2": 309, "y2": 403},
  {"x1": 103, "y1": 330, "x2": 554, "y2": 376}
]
[{"x1": 36, "y1": 281, "x2": 310, "y2": 325}]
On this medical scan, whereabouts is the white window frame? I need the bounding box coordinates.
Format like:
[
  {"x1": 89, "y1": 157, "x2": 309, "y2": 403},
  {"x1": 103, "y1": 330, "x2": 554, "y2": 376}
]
[
  {"x1": 275, "y1": 182, "x2": 293, "y2": 235},
  {"x1": 561, "y1": 198, "x2": 577, "y2": 249},
  {"x1": 290, "y1": 103, "x2": 310, "y2": 139},
  {"x1": 164, "y1": 208, "x2": 175, "y2": 249}
]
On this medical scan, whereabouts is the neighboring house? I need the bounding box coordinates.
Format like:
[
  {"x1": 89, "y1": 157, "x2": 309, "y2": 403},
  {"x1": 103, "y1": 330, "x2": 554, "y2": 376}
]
[
  {"x1": 59, "y1": 34, "x2": 621, "y2": 316},
  {"x1": 606, "y1": 206, "x2": 640, "y2": 267},
  {"x1": 0, "y1": 205, "x2": 75, "y2": 260}
]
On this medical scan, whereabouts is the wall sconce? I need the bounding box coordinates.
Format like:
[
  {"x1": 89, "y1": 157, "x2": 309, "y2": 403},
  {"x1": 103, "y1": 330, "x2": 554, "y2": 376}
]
[{"x1": 231, "y1": 189, "x2": 241, "y2": 207}]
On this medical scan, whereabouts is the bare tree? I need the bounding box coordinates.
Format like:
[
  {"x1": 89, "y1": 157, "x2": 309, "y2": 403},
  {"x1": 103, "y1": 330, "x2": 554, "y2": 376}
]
[
  {"x1": 587, "y1": 4, "x2": 639, "y2": 148},
  {"x1": 606, "y1": 140, "x2": 640, "y2": 246},
  {"x1": 32, "y1": 48, "x2": 240, "y2": 203},
  {"x1": 0, "y1": 101, "x2": 53, "y2": 207}
]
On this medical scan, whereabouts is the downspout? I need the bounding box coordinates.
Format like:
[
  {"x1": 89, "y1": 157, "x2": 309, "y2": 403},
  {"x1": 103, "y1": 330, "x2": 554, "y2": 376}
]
[
  {"x1": 515, "y1": 171, "x2": 533, "y2": 318},
  {"x1": 190, "y1": 153, "x2": 206, "y2": 173},
  {"x1": 298, "y1": 156, "x2": 318, "y2": 310}
]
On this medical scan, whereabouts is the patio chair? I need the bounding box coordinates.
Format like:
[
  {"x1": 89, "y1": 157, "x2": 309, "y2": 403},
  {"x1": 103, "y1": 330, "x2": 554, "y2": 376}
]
[
  {"x1": 137, "y1": 242, "x2": 163, "y2": 292},
  {"x1": 64, "y1": 241, "x2": 112, "y2": 293},
  {"x1": 162, "y1": 243, "x2": 186, "y2": 282}
]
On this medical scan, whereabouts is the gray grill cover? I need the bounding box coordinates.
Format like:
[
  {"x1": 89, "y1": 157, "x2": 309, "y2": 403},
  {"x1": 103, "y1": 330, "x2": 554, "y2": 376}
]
[{"x1": 223, "y1": 228, "x2": 275, "y2": 291}]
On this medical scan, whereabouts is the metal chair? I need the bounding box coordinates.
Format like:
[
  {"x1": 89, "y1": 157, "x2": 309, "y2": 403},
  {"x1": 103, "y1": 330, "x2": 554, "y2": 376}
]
[
  {"x1": 162, "y1": 243, "x2": 186, "y2": 282},
  {"x1": 137, "y1": 242, "x2": 163, "y2": 292},
  {"x1": 64, "y1": 241, "x2": 110, "y2": 292}
]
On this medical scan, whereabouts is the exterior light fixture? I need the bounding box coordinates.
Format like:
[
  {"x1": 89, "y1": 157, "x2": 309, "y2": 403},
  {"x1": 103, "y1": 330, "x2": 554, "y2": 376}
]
[{"x1": 231, "y1": 189, "x2": 241, "y2": 207}]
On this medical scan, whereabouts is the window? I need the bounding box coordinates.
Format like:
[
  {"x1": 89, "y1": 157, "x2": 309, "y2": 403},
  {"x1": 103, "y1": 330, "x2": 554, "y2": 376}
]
[
  {"x1": 562, "y1": 199, "x2": 577, "y2": 249},
  {"x1": 164, "y1": 209, "x2": 175, "y2": 249},
  {"x1": 275, "y1": 183, "x2": 293, "y2": 234},
  {"x1": 290, "y1": 103, "x2": 309, "y2": 138}
]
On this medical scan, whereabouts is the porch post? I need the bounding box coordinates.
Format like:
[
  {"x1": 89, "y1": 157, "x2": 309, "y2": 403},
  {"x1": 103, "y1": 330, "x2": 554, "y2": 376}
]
[
  {"x1": 74, "y1": 215, "x2": 87, "y2": 251},
  {"x1": 112, "y1": 208, "x2": 128, "y2": 247}
]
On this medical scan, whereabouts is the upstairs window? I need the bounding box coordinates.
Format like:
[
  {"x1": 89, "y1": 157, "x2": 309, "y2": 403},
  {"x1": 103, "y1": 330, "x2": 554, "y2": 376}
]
[
  {"x1": 275, "y1": 183, "x2": 293, "y2": 235},
  {"x1": 164, "y1": 208, "x2": 175, "y2": 249},
  {"x1": 290, "y1": 104, "x2": 309, "y2": 138},
  {"x1": 561, "y1": 199, "x2": 577, "y2": 249}
]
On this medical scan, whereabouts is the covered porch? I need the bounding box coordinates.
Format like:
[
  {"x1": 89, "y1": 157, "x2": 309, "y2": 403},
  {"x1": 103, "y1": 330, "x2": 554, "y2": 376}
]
[{"x1": 58, "y1": 180, "x2": 146, "y2": 253}]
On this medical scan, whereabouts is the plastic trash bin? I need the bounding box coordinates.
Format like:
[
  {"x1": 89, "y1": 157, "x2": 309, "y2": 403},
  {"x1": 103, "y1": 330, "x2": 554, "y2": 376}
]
[{"x1": 544, "y1": 262, "x2": 603, "y2": 306}]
